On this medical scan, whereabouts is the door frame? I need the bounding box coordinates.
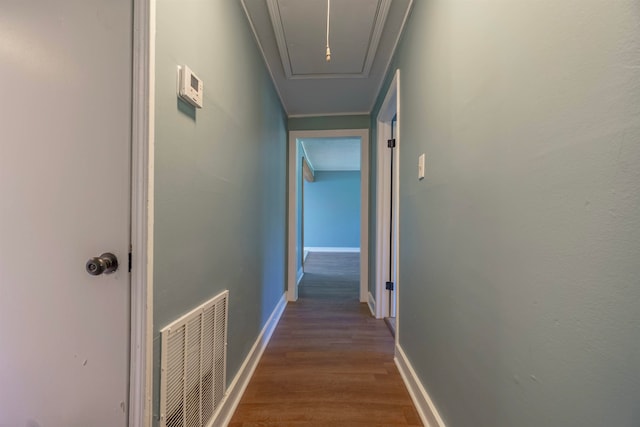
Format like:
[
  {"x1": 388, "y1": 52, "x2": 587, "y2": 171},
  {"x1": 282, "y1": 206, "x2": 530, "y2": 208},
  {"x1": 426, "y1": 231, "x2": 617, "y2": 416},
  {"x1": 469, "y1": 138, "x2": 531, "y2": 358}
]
[
  {"x1": 130, "y1": 0, "x2": 154, "y2": 425},
  {"x1": 287, "y1": 129, "x2": 370, "y2": 303},
  {"x1": 374, "y1": 70, "x2": 400, "y2": 331}
]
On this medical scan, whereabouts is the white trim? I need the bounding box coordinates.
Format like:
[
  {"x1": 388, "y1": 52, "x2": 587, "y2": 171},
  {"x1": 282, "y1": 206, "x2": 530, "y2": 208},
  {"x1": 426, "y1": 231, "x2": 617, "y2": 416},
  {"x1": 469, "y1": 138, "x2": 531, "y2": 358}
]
[
  {"x1": 288, "y1": 129, "x2": 370, "y2": 304},
  {"x1": 360, "y1": 130, "x2": 370, "y2": 304},
  {"x1": 369, "y1": 0, "x2": 414, "y2": 113},
  {"x1": 312, "y1": 168, "x2": 361, "y2": 172},
  {"x1": 304, "y1": 247, "x2": 360, "y2": 253},
  {"x1": 129, "y1": 0, "x2": 154, "y2": 425},
  {"x1": 392, "y1": 71, "x2": 401, "y2": 344},
  {"x1": 239, "y1": 0, "x2": 289, "y2": 116},
  {"x1": 362, "y1": 0, "x2": 393, "y2": 80},
  {"x1": 146, "y1": 1, "x2": 156, "y2": 424},
  {"x1": 299, "y1": 142, "x2": 315, "y2": 172},
  {"x1": 288, "y1": 111, "x2": 370, "y2": 119},
  {"x1": 395, "y1": 345, "x2": 446, "y2": 427},
  {"x1": 375, "y1": 70, "x2": 400, "y2": 323},
  {"x1": 214, "y1": 294, "x2": 288, "y2": 427},
  {"x1": 287, "y1": 136, "x2": 299, "y2": 302},
  {"x1": 367, "y1": 292, "x2": 376, "y2": 316},
  {"x1": 297, "y1": 266, "x2": 304, "y2": 286},
  {"x1": 265, "y1": 0, "x2": 292, "y2": 78}
]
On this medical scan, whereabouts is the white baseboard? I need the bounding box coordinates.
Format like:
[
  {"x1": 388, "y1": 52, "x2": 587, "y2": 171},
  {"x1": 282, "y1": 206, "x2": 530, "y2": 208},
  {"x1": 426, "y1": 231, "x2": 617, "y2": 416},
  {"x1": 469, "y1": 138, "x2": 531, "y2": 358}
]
[
  {"x1": 212, "y1": 293, "x2": 287, "y2": 427},
  {"x1": 303, "y1": 250, "x2": 310, "y2": 262},
  {"x1": 304, "y1": 246, "x2": 360, "y2": 253},
  {"x1": 296, "y1": 266, "x2": 304, "y2": 285},
  {"x1": 395, "y1": 345, "x2": 446, "y2": 427},
  {"x1": 367, "y1": 291, "x2": 376, "y2": 316}
]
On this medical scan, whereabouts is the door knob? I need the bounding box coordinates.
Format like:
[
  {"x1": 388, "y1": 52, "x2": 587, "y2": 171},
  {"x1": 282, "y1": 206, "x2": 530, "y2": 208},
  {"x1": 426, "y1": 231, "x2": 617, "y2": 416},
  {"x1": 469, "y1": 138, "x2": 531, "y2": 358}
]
[{"x1": 86, "y1": 252, "x2": 118, "y2": 276}]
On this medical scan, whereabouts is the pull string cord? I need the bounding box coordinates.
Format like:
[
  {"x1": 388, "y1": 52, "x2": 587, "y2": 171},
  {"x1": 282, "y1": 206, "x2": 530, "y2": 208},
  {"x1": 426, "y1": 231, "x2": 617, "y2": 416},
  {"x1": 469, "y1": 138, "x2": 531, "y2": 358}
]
[{"x1": 326, "y1": 0, "x2": 331, "y2": 61}]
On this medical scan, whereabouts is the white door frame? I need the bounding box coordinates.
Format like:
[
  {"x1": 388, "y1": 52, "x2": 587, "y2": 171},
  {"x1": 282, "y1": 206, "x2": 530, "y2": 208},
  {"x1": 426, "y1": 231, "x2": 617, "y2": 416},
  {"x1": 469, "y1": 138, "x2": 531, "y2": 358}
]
[
  {"x1": 130, "y1": 0, "x2": 154, "y2": 425},
  {"x1": 287, "y1": 129, "x2": 370, "y2": 303},
  {"x1": 375, "y1": 70, "x2": 400, "y2": 332}
]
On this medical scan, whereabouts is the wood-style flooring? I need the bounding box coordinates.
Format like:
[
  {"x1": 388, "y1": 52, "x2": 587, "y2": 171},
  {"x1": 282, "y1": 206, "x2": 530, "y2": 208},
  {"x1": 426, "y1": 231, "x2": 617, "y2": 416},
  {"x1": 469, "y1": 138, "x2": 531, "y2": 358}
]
[{"x1": 229, "y1": 252, "x2": 422, "y2": 426}]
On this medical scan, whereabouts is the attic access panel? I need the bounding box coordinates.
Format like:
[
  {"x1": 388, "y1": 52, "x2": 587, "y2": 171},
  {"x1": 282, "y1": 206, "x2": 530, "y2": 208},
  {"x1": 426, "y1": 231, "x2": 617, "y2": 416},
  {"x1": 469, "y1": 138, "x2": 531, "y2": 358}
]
[{"x1": 267, "y1": 0, "x2": 391, "y2": 79}]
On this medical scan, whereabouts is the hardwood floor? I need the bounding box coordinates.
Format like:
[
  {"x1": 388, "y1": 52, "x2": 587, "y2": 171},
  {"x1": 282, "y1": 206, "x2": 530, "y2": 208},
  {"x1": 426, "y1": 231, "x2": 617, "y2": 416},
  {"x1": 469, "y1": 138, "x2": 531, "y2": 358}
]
[{"x1": 229, "y1": 252, "x2": 422, "y2": 426}]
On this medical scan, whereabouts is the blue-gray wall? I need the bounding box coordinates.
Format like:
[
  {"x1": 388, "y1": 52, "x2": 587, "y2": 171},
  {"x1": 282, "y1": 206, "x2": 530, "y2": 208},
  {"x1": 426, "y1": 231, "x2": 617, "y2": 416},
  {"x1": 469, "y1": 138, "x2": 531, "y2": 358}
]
[
  {"x1": 152, "y1": 0, "x2": 287, "y2": 421},
  {"x1": 304, "y1": 171, "x2": 361, "y2": 248},
  {"x1": 373, "y1": 1, "x2": 640, "y2": 426}
]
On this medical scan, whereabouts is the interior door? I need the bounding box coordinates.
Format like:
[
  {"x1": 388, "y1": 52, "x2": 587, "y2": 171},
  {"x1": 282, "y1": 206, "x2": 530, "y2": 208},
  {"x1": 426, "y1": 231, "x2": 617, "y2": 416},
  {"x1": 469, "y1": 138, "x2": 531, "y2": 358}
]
[
  {"x1": 388, "y1": 116, "x2": 398, "y2": 318},
  {"x1": 301, "y1": 158, "x2": 306, "y2": 267},
  {"x1": 0, "y1": 1, "x2": 132, "y2": 425}
]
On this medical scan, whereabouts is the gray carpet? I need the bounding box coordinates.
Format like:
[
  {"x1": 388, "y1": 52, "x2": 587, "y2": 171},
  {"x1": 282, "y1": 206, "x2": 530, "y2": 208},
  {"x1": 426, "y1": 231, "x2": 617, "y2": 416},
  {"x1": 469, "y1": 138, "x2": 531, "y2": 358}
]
[{"x1": 299, "y1": 252, "x2": 360, "y2": 301}]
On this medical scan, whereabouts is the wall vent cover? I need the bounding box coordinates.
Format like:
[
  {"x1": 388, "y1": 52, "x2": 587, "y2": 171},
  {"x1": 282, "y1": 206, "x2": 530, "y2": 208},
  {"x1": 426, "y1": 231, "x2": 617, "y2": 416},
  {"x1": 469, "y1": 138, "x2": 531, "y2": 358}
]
[{"x1": 160, "y1": 290, "x2": 228, "y2": 427}]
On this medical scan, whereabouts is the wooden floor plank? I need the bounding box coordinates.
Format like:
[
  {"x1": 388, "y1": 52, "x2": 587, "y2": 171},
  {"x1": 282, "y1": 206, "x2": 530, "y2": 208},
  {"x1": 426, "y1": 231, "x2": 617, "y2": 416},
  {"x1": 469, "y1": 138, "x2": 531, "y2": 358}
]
[{"x1": 229, "y1": 252, "x2": 422, "y2": 426}]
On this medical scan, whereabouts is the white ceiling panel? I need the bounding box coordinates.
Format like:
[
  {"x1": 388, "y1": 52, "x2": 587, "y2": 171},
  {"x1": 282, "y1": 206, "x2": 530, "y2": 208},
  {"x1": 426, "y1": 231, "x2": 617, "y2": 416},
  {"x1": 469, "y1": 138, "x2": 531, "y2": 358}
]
[
  {"x1": 301, "y1": 137, "x2": 361, "y2": 171},
  {"x1": 271, "y1": 0, "x2": 386, "y2": 78},
  {"x1": 241, "y1": 0, "x2": 414, "y2": 116}
]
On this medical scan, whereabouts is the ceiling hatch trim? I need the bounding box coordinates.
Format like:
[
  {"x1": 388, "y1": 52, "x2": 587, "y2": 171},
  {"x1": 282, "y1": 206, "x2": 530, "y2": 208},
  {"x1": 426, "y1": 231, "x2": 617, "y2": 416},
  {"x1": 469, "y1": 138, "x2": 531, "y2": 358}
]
[{"x1": 266, "y1": 0, "x2": 392, "y2": 80}]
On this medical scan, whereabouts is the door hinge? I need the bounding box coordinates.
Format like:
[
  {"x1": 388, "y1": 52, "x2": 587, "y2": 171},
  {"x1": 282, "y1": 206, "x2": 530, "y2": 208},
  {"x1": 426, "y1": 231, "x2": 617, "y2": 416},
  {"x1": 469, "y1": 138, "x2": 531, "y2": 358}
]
[
  {"x1": 385, "y1": 281, "x2": 394, "y2": 291},
  {"x1": 128, "y1": 251, "x2": 132, "y2": 273},
  {"x1": 387, "y1": 139, "x2": 396, "y2": 148}
]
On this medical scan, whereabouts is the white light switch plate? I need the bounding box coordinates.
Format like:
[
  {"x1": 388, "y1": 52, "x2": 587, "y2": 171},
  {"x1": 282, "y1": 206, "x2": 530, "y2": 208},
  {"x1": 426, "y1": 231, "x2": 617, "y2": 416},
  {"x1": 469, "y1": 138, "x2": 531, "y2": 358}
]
[{"x1": 418, "y1": 153, "x2": 425, "y2": 180}]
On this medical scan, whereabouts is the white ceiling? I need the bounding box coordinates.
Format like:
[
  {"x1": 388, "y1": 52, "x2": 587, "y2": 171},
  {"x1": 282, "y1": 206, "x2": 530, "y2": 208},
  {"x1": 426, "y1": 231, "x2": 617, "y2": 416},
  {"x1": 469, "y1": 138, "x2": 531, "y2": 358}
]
[
  {"x1": 241, "y1": 0, "x2": 413, "y2": 116},
  {"x1": 301, "y1": 137, "x2": 361, "y2": 171}
]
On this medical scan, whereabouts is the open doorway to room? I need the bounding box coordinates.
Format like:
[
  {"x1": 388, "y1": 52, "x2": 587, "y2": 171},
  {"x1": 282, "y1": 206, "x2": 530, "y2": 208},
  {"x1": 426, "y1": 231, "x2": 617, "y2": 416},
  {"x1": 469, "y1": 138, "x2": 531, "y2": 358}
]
[
  {"x1": 287, "y1": 129, "x2": 369, "y2": 304},
  {"x1": 300, "y1": 137, "x2": 362, "y2": 300}
]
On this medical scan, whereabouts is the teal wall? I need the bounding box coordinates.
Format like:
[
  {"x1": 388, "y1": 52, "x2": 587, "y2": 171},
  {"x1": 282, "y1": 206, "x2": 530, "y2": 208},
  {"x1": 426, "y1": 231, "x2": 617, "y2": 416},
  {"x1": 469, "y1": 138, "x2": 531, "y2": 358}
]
[
  {"x1": 373, "y1": 1, "x2": 640, "y2": 426},
  {"x1": 153, "y1": 0, "x2": 287, "y2": 421},
  {"x1": 304, "y1": 171, "x2": 361, "y2": 248},
  {"x1": 289, "y1": 115, "x2": 370, "y2": 131}
]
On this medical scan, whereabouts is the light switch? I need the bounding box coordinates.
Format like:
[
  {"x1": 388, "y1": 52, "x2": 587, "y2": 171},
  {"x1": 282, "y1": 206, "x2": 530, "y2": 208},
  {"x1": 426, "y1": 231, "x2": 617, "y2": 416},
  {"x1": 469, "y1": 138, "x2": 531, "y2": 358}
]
[{"x1": 418, "y1": 153, "x2": 425, "y2": 180}]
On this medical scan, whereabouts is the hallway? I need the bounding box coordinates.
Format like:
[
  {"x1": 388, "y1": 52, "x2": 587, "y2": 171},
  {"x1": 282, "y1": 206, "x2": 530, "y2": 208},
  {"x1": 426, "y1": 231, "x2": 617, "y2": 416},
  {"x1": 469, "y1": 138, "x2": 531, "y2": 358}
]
[
  {"x1": 3, "y1": 1, "x2": 638, "y2": 425},
  {"x1": 229, "y1": 252, "x2": 421, "y2": 426}
]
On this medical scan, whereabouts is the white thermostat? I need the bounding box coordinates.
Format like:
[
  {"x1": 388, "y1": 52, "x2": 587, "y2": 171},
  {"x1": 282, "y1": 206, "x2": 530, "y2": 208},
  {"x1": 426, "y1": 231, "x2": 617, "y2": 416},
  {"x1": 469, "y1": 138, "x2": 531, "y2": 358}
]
[{"x1": 178, "y1": 65, "x2": 203, "y2": 108}]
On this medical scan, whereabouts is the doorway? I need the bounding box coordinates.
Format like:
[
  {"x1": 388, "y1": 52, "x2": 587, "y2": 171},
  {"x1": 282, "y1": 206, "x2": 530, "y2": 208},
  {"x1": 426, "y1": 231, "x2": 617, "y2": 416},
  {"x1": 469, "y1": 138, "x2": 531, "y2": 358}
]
[
  {"x1": 375, "y1": 70, "x2": 400, "y2": 337},
  {"x1": 287, "y1": 129, "x2": 369, "y2": 303},
  {"x1": 0, "y1": 0, "x2": 151, "y2": 424},
  {"x1": 387, "y1": 114, "x2": 398, "y2": 324}
]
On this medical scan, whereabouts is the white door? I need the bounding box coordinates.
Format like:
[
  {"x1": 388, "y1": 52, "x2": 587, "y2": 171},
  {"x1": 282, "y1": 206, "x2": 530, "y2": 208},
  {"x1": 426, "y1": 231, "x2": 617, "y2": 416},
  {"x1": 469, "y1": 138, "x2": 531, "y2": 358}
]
[
  {"x1": 0, "y1": 1, "x2": 132, "y2": 425},
  {"x1": 389, "y1": 116, "x2": 398, "y2": 318}
]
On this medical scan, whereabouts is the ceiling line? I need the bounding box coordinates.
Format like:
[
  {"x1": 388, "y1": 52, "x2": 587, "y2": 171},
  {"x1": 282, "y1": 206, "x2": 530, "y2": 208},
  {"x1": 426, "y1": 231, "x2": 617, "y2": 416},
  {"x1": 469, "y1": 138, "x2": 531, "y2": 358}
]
[
  {"x1": 368, "y1": 0, "x2": 415, "y2": 114},
  {"x1": 299, "y1": 140, "x2": 316, "y2": 171},
  {"x1": 288, "y1": 111, "x2": 370, "y2": 119},
  {"x1": 240, "y1": 0, "x2": 289, "y2": 116}
]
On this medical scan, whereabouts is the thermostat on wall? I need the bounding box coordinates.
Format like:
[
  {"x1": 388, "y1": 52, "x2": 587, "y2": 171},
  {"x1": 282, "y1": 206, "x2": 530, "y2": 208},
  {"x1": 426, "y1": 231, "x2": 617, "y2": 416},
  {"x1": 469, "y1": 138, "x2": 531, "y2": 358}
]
[{"x1": 178, "y1": 65, "x2": 203, "y2": 108}]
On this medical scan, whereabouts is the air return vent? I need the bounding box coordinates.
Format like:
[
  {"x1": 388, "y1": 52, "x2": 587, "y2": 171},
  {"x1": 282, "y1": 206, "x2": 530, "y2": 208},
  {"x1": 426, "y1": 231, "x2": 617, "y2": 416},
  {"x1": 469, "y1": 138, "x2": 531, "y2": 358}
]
[{"x1": 160, "y1": 290, "x2": 228, "y2": 427}]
